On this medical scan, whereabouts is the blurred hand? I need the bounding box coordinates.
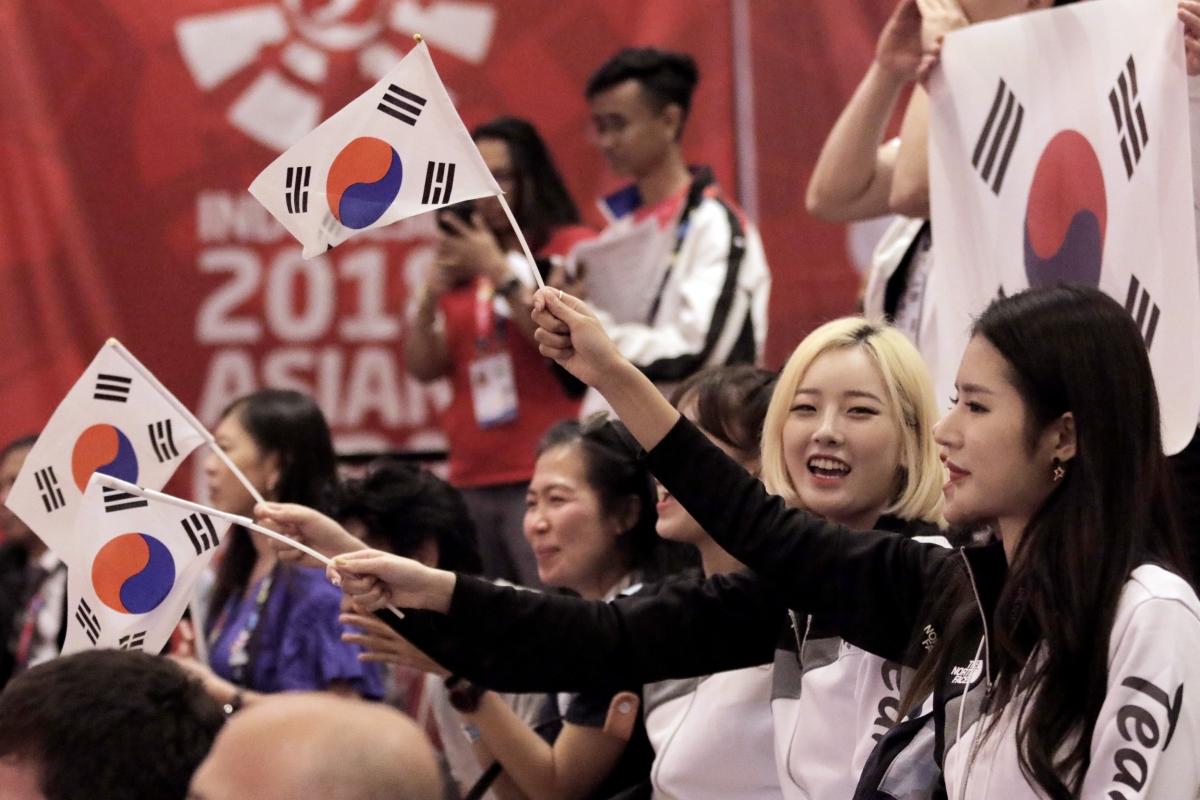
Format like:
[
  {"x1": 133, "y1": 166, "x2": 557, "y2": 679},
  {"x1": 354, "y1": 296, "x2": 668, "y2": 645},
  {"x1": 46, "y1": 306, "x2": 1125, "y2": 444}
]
[
  {"x1": 438, "y1": 212, "x2": 509, "y2": 283},
  {"x1": 254, "y1": 502, "x2": 366, "y2": 567},
  {"x1": 876, "y1": 0, "x2": 924, "y2": 80},
  {"x1": 915, "y1": 0, "x2": 969, "y2": 53},
  {"x1": 339, "y1": 608, "x2": 450, "y2": 677},
  {"x1": 1181, "y1": 1, "x2": 1200, "y2": 75},
  {"x1": 531, "y1": 288, "x2": 626, "y2": 390},
  {"x1": 327, "y1": 549, "x2": 457, "y2": 613}
]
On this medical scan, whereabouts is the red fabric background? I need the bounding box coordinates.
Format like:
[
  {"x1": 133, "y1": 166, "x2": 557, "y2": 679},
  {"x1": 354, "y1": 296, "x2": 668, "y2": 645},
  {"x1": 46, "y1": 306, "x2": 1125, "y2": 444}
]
[{"x1": 0, "y1": 0, "x2": 894, "y2": 463}]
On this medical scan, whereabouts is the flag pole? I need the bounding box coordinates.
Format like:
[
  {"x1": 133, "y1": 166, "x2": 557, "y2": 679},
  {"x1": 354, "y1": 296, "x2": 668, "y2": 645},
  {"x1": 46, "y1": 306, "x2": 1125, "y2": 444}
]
[
  {"x1": 107, "y1": 339, "x2": 266, "y2": 505},
  {"x1": 498, "y1": 193, "x2": 547, "y2": 289},
  {"x1": 98, "y1": 476, "x2": 404, "y2": 620}
]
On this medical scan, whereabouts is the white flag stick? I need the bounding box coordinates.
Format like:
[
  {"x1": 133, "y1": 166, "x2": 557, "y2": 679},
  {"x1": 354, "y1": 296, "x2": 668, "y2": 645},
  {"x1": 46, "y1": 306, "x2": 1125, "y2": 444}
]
[
  {"x1": 107, "y1": 338, "x2": 266, "y2": 505},
  {"x1": 498, "y1": 193, "x2": 546, "y2": 289},
  {"x1": 98, "y1": 476, "x2": 403, "y2": 620}
]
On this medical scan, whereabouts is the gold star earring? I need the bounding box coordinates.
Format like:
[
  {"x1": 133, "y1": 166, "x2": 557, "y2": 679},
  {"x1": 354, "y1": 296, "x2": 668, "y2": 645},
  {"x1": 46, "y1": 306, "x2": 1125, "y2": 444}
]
[{"x1": 1052, "y1": 458, "x2": 1065, "y2": 483}]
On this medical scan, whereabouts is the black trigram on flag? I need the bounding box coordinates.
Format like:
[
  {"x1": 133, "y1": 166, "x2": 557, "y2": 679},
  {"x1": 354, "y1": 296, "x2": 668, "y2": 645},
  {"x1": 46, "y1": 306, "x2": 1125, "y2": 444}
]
[
  {"x1": 972, "y1": 78, "x2": 1024, "y2": 195},
  {"x1": 75, "y1": 598, "x2": 101, "y2": 645},
  {"x1": 34, "y1": 466, "x2": 66, "y2": 513},
  {"x1": 422, "y1": 161, "x2": 456, "y2": 205},
  {"x1": 94, "y1": 373, "x2": 132, "y2": 403},
  {"x1": 285, "y1": 166, "x2": 311, "y2": 214},
  {"x1": 102, "y1": 485, "x2": 148, "y2": 513},
  {"x1": 378, "y1": 85, "x2": 427, "y2": 126},
  {"x1": 1124, "y1": 274, "x2": 1160, "y2": 349},
  {"x1": 1109, "y1": 56, "x2": 1149, "y2": 180},
  {"x1": 181, "y1": 512, "x2": 220, "y2": 556},
  {"x1": 148, "y1": 419, "x2": 180, "y2": 463},
  {"x1": 118, "y1": 631, "x2": 147, "y2": 651}
]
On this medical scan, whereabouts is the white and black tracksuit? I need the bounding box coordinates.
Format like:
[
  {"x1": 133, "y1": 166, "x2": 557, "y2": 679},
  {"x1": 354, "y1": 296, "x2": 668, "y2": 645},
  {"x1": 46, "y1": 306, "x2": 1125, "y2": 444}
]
[
  {"x1": 389, "y1": 524, "x2": 943, "y2": 799},
  {"x1": 632, "y1": 416, "x2": 1200, "y2": 800}
]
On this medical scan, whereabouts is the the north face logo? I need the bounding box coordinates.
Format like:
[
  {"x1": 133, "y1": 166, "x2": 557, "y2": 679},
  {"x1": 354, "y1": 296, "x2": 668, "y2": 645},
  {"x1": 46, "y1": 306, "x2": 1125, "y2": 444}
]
[
  {"x1": 173, "y1": 0, "x2": 497, "y2": 151},
  {"x1": 950, "y1": 659, "x2": 983, "y2": 686}
]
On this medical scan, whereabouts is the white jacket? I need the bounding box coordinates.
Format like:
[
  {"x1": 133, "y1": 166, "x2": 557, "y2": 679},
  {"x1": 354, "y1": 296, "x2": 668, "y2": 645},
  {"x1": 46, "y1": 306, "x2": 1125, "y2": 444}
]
[{"x1": 943, "y1": 564, "x2": 1200, "y2": 799}]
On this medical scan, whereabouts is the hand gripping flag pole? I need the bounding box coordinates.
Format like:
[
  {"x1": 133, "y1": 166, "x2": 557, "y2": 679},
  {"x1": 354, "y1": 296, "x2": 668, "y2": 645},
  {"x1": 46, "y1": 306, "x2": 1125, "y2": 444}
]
[{"x1": 101, "y1": 477, "x2": 405, "y2": 621}]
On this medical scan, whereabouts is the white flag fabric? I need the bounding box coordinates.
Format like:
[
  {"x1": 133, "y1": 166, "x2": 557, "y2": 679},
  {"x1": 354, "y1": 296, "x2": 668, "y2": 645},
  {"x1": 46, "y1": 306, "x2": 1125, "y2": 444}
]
[
  {"x1": 927, "y1": 0, "x2": 1200, "y2": 453},
  {"x1": 4, "y1": 340, "x2": 209, "y2": 557},
  {"x1": 249, "y1": 40, "x2": 502, "y2": 258},
  {"x1": 62, "y1": 475, "x2": 228, "y2": 655}
]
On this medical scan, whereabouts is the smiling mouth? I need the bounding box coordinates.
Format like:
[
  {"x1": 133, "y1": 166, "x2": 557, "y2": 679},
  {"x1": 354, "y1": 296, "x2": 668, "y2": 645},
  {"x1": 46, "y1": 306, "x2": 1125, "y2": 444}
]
[{"x1": 808, "y1": 456, "x2": 851, "y2": 479}]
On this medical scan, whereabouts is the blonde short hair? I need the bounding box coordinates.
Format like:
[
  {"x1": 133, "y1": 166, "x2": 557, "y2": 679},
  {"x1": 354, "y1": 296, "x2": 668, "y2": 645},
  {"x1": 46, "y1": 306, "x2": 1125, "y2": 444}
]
[{"x1": 759, "y1": 317, "x2": 943, "y2": 524}]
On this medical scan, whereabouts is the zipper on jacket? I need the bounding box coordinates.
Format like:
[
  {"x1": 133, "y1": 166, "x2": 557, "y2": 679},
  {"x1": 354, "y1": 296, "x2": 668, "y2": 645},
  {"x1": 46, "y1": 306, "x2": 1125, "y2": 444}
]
[{"x1": 958, "y1": 549, "x2": 993, "y2": 688}]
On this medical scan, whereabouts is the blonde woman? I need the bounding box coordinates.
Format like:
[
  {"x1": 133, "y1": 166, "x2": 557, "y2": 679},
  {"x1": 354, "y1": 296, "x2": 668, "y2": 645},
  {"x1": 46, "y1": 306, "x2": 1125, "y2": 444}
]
[{"x1": 273, "y1": 317, "x2": 950, "y2": 800}]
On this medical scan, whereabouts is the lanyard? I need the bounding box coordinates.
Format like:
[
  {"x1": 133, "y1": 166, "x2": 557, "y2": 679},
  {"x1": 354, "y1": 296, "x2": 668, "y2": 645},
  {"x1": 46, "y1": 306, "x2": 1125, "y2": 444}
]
[
  {"x1": 212, "y1": 568, "x2": 275, "y2": 686},
  {"x1": 473, "y1": 277, "x2": 508, "y2": 351}
]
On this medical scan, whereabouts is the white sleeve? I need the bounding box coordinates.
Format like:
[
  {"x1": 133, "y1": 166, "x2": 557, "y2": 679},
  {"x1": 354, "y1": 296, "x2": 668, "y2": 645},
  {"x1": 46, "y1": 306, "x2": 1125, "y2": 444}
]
[
  {"x1": 603, "y1": 203, "x2": 749, "y2": 382},
  {"x1": 1078, "y1": 594, "x2": 1200, "y2": 799}
]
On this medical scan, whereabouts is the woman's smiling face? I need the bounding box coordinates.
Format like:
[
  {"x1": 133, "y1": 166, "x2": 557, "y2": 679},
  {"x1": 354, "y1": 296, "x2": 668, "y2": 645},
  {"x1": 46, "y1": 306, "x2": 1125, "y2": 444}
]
[{"x1": 781, "y1": 347, "x2": 903, "y2": 530}]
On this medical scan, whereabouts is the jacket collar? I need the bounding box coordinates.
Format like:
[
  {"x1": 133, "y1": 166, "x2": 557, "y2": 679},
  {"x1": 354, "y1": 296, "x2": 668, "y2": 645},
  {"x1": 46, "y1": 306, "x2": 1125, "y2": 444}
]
[{"x1": 599, "y1": 165, "x2": 717, "y2": 221}]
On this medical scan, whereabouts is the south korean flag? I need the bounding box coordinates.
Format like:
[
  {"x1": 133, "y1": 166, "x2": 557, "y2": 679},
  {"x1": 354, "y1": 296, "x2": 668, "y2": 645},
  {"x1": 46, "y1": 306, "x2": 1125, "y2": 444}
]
[
  {"x1": 4, "y1": 340, "x2": 209, "y2": 557},
  {"x1": 927, "y1": 0, "x2": 1200, "y2": 453},
  {"x1": 62, "y1": 475, "x2": 229, "y2": 656},
  {"x1": 249, "y1": 39, "x2": 502, "y2": 258}
]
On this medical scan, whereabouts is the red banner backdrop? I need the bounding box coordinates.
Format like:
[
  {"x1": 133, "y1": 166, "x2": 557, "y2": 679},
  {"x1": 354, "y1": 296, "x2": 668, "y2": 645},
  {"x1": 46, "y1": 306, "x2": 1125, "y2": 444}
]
[{"x1": 0, "y1": 0, "x2": 894, "y2": 483}]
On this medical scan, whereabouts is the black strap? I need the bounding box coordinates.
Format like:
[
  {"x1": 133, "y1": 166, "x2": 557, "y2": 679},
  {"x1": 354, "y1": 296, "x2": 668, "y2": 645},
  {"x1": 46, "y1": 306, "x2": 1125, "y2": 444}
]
[{"x1": 462, "y1": 762, "x2": 504, "y2": 800}]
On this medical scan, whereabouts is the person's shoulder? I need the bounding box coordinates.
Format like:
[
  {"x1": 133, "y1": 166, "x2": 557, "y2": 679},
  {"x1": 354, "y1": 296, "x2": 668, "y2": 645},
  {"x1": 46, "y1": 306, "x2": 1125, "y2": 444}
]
[
  {"x1": 542, "y1": 224, "x2": 596, "y2": 256},
  {"x1": 280, "y1": 564, "x2": 344, "y2": 605},
  {"x1": 1122, "y1": 564, "x2": 1200, "y2": 613}
]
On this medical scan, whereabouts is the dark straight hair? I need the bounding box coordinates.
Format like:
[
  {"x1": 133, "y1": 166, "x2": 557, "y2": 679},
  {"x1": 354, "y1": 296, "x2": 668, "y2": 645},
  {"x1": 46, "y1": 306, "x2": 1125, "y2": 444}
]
[
  {"x1": 207, "y1": 389, "x2": 339, "y2": 627},
  {"x1": 905, "y1": 285, "x2": 1186, "y2": 798},
  {"x1": 538, "y1": 416, "x2": 698, "y2": 582},
  {"x1": 471, "y1": 117, "x2": 580, "y2": 253},
  {"x1": 668, "y1": 365, "x2": 777, "y2": 462}
]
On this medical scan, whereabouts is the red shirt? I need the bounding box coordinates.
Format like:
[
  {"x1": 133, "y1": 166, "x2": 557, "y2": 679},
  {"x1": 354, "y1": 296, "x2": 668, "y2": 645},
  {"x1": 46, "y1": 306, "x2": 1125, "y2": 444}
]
[{"x1": 439, "y1": 225, "x2": 594, "y2": 487}]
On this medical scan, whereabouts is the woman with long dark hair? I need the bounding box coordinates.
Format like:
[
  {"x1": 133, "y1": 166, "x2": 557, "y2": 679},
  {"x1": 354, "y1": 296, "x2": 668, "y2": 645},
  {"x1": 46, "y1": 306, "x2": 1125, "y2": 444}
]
[
  {"x1": 508, "y1": 283, "x2": 1199, "y2": 798},
  {"x1": 176, "y1": 389, "x2": 382, "y2": 706},
  {"x1": 405, "y1": 116, "x2": 593, "y2": 589}
]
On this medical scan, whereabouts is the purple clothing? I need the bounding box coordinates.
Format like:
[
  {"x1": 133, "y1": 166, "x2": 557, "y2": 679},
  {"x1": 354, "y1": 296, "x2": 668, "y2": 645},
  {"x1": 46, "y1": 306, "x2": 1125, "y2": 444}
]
[{"x1": 209, "y1": 565, "x2": 383, "y2": 697}]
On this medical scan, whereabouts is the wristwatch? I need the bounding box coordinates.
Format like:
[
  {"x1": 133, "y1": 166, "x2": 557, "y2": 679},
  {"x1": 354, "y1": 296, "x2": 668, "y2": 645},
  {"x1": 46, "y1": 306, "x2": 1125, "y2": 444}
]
[{"x1": 445, "y1": 674, "x2": 488, "y2": 713}]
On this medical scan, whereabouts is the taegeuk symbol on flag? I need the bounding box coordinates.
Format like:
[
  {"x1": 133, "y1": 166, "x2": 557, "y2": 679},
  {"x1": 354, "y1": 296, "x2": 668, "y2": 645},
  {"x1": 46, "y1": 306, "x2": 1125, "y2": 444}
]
[
  {"x1": 249, "y1": 39, "x2": 502, "y2": 258},
  {"x1": 62, "y1": 475, "x2": 229, "y2": 656},
  {"x1": 4, "y1": 340, "x2": 210, "y2": 558},
  {"x1": 926, "y1": 0, "x2": 1200, "y2": 453}
]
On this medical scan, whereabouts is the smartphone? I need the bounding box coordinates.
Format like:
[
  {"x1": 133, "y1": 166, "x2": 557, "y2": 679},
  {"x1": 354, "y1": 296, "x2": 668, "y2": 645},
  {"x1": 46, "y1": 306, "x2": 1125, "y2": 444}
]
[{"x1": 437, "y1": 200, "x2": 476, "y2": 234}]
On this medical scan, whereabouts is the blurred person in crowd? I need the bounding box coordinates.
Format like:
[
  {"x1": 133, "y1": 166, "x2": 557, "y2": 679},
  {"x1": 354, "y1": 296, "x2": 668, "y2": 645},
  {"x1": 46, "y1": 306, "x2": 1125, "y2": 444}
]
[
  {"x1": 0, "y1": 649, "x2": 223, "y2": 800},
  {"x1": 406, "y1": 116, "x2": 594, "y2": 588},
  {"x1": 579, "y1": 47, "x2": 771, "y2": 412},
  {"x1": 0, "y1": 435, "x2": 66, "y2": 689},
  {"x1": 188, "y1": 692, "x2": 442, "y2": 800},
  {"x1": 173, "y1": 389, "x2": 383, "y2": 707},
  {"x1": 262, "y1": 416, "x2": 698, "y2": 799}
]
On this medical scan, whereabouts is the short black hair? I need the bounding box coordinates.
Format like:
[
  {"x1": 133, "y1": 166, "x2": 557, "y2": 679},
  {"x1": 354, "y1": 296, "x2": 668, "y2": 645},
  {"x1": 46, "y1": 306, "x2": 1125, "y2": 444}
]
[
  {"x1": 0, "y1": 650, "x2": 224, "y2": 800},
  {"x1": 339, "y1": 460, "x2": 483, "y2": 575},
  {"x1": 585, "y1": 47, "x2": 700, "y2": 122}
]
